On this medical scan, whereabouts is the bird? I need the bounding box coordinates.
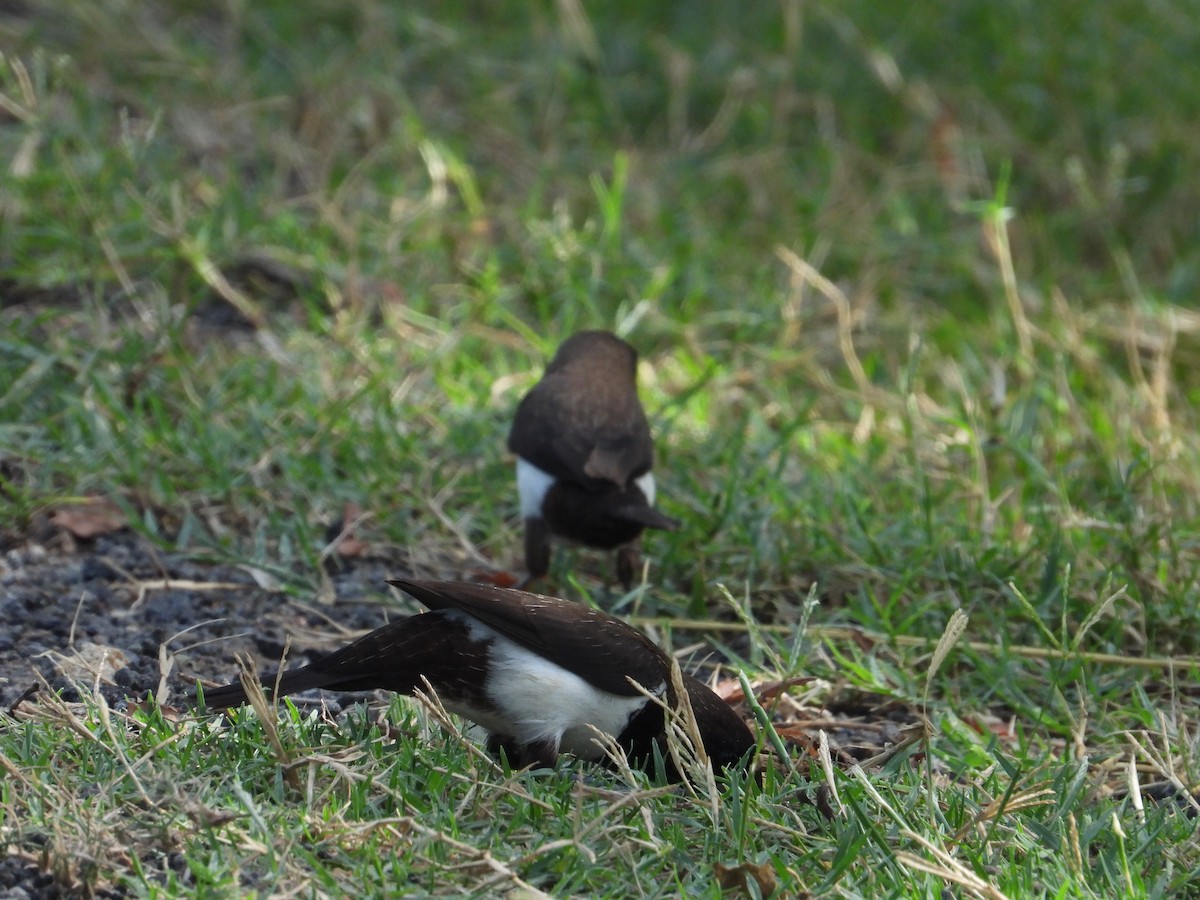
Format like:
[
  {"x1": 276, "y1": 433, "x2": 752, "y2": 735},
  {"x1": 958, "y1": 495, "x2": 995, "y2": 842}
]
[
  {"x1": 507, "y1": 330, "x2": 680, "y2": 590},
  {"x1": 197, "y1": 579, "x2": 755, "y2": 781}
]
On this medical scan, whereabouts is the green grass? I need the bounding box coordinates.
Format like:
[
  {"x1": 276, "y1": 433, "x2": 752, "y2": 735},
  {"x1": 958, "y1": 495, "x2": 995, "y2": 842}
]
[{"x1": 3, "y1": 0, "x2": 1200, "y2": 896}]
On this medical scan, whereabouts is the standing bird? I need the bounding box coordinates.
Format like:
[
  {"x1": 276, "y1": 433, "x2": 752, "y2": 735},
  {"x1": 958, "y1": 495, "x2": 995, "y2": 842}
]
[
  {"x1": 198, "y1": 579, "x2": 754, "y2": 781},
  {"x1": 507, "y1": 331, "x2": 679, "y2": 589}
]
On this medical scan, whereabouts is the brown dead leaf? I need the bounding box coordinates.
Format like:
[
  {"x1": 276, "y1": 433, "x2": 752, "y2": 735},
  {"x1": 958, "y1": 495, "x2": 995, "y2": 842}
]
[
  {"x1": 720, "y1": 675, "x2": 815, "y2": 705},
  {"x1": 324, "y1": 501, "x2": 371, "y2": 558},
  {"x1": 472, "y1": 570, "x2": 523, "y2": 588},
  {"x1": 712, "y1": 677, "x2": 747, "y2": 702},
  {"x1": 41, "y1": 642, "x2": 129, "y2": 685},
  {"x1": 49, "y1": 497, "x2": 128, "y2": 538},
  {"x1": 844, "y1": 626, "x2": 877, "y2": 652},
  {"x1": 336, "y1": 537, "x2": 369, "y2": 558},
  {"x1": 714, "y1": 860, "x2": 779, "y2": 897},
  {"x1": 965, "y1": 712, "x2": 1018, "y2": 740},
  {"x1": 930, "y1": 103, "x2": 968, "y2": 204},
  {"x1": 127, "y1": 699, "x2": 183, "y2": 722},
  {"x1": 776, "y1": 725, "x2": 819, "y2": 755}
]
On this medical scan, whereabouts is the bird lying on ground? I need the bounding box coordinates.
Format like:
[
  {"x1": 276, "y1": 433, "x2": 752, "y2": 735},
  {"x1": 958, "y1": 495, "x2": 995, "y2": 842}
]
[{"x1": 198, "y1": 579, "x2": 755, "y2": 781}]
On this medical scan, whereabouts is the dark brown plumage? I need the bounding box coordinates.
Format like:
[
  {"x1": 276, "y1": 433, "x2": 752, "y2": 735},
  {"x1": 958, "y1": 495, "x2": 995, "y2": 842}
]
[
  {"x1": 507, "y1": 331, "x2": 679, "y2": 588},
  {"x1": 197, "y1": 579, "x2": 754, "y2": 780}
]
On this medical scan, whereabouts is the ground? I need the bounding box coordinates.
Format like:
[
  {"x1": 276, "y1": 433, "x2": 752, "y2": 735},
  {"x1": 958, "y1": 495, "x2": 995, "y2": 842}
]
[
  {"x1": 4, "y1": 2, "x2": 1199, "y2": 893},
  {"x1": 1, "y1": 530, "x2": 415, "y2": 713},
  {"x1": 0, "y1": 527, "x2": 930, "y2": 896}
]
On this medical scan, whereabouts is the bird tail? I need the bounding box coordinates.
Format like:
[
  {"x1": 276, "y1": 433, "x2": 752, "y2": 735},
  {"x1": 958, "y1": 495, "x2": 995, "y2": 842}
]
[
  {"x1": 194, "y1": 664, "x2": 334, "y2": 710},
  {"x1": 615, "y1": 505, "x2": 680, "y2": 531},
  {"x1": 194, "y1": 680, "x2": 247, "y2": 710},
  {"x1": 194, "y1": 613, "x2": 454, "y2": 711}
]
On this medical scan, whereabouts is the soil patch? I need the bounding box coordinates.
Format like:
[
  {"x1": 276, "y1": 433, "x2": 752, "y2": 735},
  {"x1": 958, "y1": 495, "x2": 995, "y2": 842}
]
[{"x1": 0, "y1": 532, "x2": 420, "y2": 711}]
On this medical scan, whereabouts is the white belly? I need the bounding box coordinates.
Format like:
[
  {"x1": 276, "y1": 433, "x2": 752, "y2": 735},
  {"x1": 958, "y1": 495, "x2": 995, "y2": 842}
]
[{"x1": 450, "y1": 613, "x2": 664, "y2": 761}]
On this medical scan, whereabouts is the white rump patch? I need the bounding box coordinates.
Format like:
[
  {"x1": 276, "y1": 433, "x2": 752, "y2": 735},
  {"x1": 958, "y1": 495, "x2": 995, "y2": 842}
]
[
  {"x1": 634, "y1": 471, "x2": 656, "y2": 505},
  {"x1": 516, "y1": 457, "x2": 556, "y2": 518}
]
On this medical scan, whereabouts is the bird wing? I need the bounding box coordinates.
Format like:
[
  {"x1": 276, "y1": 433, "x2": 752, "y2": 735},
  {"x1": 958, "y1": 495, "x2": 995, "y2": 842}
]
[
  {"x1": 197, "y1": 613, "x2": 479, "y2": 709},
  {"x1": 508, "y1": 377, "x2": 654, "y2": 490},
  {"x1": 389, "y1": 579, "x2": 669, "y2": 697}
]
